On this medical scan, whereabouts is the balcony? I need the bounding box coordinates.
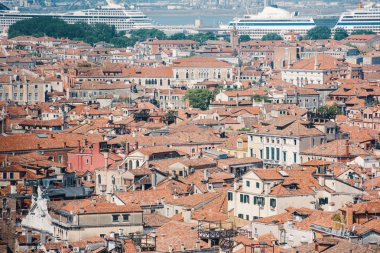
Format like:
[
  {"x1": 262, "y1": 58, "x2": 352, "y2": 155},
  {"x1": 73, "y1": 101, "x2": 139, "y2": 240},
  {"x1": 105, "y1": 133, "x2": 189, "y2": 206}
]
[
  {"x1": 310, "y1": 224, "x2": 353, "y2": 238},
  {"x1": 198, "y1": 220, "x2": 236, "y2": 240}
]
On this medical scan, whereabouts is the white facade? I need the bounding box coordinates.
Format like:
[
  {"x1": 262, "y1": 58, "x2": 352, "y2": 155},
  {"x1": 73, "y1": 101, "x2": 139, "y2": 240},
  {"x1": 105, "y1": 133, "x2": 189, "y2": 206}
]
[
  {"x1": 21, "y1": 187, "x2": 54, "y2": 235},
  {"x1": 247, "y1": 132, "x2": 326, "y2": 167}
]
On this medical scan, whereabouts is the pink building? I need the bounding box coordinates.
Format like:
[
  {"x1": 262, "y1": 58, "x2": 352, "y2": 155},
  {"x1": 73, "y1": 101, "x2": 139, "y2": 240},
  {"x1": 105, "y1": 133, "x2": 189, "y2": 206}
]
[{"x1": 67, "y1": 141, "x2": 122, "y2": 174}]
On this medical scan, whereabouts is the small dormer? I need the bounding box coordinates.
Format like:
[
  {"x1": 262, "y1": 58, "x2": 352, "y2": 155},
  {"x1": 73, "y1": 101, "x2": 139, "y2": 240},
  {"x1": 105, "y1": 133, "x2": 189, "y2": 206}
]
[{"x1": 283, "y1": 182, "x2": 299, "y2": 191}]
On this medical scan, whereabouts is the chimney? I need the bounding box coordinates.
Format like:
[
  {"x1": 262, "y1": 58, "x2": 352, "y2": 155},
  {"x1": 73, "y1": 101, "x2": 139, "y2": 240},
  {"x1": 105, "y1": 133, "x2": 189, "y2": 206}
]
[
  {"x1": 135, "y1": 141, "x2": 139, "y2": 150},
  {"x1": 104, "y1": 152, "x2": 109, "y2": 170},
  {"x1": 195, "y1": 240, "x2": 201, "y2": 250},
  {"x1": 346, "y1": 203, "x2": 354, "y2": 226},
  {"x1": 50, "y1": 133, "x2": 54, "y2": 139},
  {"x1": 40, "y1": 231, "x2": 46, "y2": 245},
  {"x1": 91, "y1": 197, "x2": 97, "y2": 203},
  {"x1": 79, "y1": 207, "x2": 84, "y2": 214},
  {"x1": 26, "y1": 229, "x2": 32, "y2": 245},
  {"x1": 182, "y1": 208, "x2": 192, "y2": 223},
  {"x1": 345, "y1": 139, "x2": 350, "y2": 156},
  {"x1": 314, "y1": 52, "x2": 319, "y2": 70},
  {"x1": 168, "y1": 244, "x2": 173, "y2": 253},
  {"x1": 151, "y1": 171, "x2": 157, "y2": 189},
  {"x1": 180, "y1": 243, "x2": 185, "y2": 252},
  {"x1": 126, "y1": 142, "x2": 130, "y2": 156},
  {"x1": 203, "y1": 169, "x2": 209, "y2": 182}
]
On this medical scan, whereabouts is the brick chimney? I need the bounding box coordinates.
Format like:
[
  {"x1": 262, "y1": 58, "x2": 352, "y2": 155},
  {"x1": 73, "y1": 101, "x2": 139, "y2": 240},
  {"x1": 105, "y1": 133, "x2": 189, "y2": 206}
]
[
  {"x1": 346, "y1": 203, "x2": 354, "y2": 226},
  {"x1": 345, "y1": 139, "x2": 350, "y2": 157},
  {"x1": 126, "y1": 142, "x2": 130, "y2": 156},
  {"x1": 135, "y1": 141, "x2": 139, "y2": 150}
]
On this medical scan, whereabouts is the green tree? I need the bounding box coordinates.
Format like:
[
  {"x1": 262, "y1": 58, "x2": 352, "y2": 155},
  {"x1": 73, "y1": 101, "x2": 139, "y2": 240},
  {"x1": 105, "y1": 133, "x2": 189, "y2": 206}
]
[
  {"x1": 187, "y1": 32, "x2": 216, "y2": 43},
  {"x1": 239, "y1": 35, "x2": 251, "y2": 43},
  {"x1": 261, "y1": 33, "x2": 283, "y2": 41},
  {"x1": 317, "y1": 104, "x2": 342, "y2": 119},
  {"x1": 351, "y1": 29, "x2": 375, "y2": 35},
  {"x1": 252, "y1": 94, "x2": 270, "y2": 102},
  {"x1": 185, "y1": 89, "x2": 213, "y2": 110},
  {"x1": 306, "y1": 26, "x2": 331, "y2": 40},
  {"x1": 169, "y1": 33, "x2": 187, "y2": 40},
  {"x1": 334, "y1": 28, "x2": 348, "y2": 40},
  {"x1": 130, "y1": 28, "x2": 167, "y2": 41}
]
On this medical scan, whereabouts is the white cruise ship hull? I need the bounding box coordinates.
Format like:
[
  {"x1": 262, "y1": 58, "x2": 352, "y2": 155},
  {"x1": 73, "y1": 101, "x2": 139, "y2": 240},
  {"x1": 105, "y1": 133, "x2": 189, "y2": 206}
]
[{"x1": 0, "y1": 8, "x2": 153, "y2": 32}]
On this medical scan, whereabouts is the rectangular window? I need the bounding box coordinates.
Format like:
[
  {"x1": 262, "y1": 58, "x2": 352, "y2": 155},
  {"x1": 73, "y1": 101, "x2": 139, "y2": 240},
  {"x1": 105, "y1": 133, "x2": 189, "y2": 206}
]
[
  {"x1": 2, "y1": 172, "x2": 6, "y2": 179},
  {"x1": 9, "y1": 172, "x2": 14, "y2": 179},
  {"x1": 293, "y1": 153, "x2": 297, "y2": 163},
  {"x1": 256, "y1": 182, "x2": 260, "y2": 188},
  {"x1": 122, "y1": 214, "x2": 130, "y2": 221},
  {"x1": 238, "y1": 214, "x2": 244, "y2": 219},
  {"x1": 253, "y1": 196, "x2": 257, "y2": 205},
  {"x1": 246, "y1": 180, "x2": 250, "y2": 187},
  {"x1": 283, "y1": 151, "x2": 287, "y2": 162},
  {"x1": 228, "y1": 192, "x2": 233, "y2": 201},
  {"x1": 257, "y1": 197, "x2": 265, "y2": 206},
  {"x1": 271, "y1": 147, "x2": 275, "y2": 160},
  {"x1": 294, "y1": 139, "x2": 297, "y2": 145},
  {"x1": 270, "y1": 198, "x2": 276, "y2": 208},
  {"x1": 34, "y1": 93, "x2": 38, "y2": 101},
  {"x1": 244, "y1": 195, "x2": 249, "y2": 204},
  {"x1": 240, "y1": 194, "x2": 244, "y2": 203},
  {"x1": 266, "y1": 147, "x2": 269, "y2": 159},
  {"x1": 276, "y1": 148, "x2": 280, "y2": 161},
  {"x1": 260, "y1": 149, "x2": 263, "y2": 159},
  {"x1": 245, "y1": 215, "x2": 249, "y2": 220},
  {"x1": 112, "y1": 215, "x2": 119, "y2": 222}
]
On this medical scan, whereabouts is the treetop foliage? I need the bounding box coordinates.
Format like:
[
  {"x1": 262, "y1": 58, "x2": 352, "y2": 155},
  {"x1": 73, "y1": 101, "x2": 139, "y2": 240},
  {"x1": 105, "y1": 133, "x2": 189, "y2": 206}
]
[{"x1": 8, "y1": 17, "x2": 217, "y2": 47}]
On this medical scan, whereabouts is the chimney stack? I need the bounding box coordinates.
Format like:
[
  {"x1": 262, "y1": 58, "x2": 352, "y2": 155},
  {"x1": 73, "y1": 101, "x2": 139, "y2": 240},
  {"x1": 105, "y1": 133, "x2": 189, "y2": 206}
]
[
  {"x1": 126, "y1": 142, "x2": 130, "y2": 156},
  {"x1": 314, "y1": 52, "x2": 319, "y2": 70},
  {"x1": 151, "y1": 171, "x2": 157, "y2": 189},
  {"x1": 346, "y1": 203, "x2": 354, "y2": 226},
  {"x1": 195, "y1": 240, "x2": 200, "y2": 250},
  {"x1": 104, "y1": 152, "x2": 109, "y2": 170},
  {"x1": 203, "y1": 169, "x2": 209, "y2": 182},
  {"x1": 345, "y1": 139, "x2": 350, "y2": 157},
  {"x1": 40, "y1": 231, "x2": 46, "y2": 245},
  {"x1": 26, "y1": 229, "x2": 32, "y2": 245},
  {"x1": 135, "y1": 141, "x2": 139, "y2": 150}
]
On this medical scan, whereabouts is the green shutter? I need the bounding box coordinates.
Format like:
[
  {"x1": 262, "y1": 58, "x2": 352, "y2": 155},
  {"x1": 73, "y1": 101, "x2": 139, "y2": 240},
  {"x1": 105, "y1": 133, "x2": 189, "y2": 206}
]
[{"x1": 253, "y1": 196, "x2": 257, "y2": 204}]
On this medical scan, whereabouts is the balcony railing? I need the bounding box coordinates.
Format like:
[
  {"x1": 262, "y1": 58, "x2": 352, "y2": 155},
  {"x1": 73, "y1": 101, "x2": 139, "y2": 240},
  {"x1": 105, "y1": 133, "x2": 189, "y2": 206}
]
[{"x1": 310, "y1": 224, "x2": 353, "y2": 238}]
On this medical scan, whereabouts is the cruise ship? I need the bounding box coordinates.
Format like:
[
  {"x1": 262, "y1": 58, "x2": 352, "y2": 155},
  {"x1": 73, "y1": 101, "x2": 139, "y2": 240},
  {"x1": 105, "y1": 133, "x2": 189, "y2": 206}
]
[
  {"x1": 334, "y1": 1, "x2": 380, "y2": 35},
  {"x1": 0, "y1": 0, "x2": 153, "y2": 32},
  {"x1": 219, "y1": 2, "x2": 315, "y2": 39}
]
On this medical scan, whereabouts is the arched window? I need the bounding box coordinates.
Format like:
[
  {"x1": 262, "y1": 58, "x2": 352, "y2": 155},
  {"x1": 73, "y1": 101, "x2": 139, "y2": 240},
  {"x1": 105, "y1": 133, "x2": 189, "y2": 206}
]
[
  {"x1": 136, "y1": 160, "x2": 140, "y2": 168},
  {"x1": 128, "y1": 160, "x2": 133, "y2": 169}
]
